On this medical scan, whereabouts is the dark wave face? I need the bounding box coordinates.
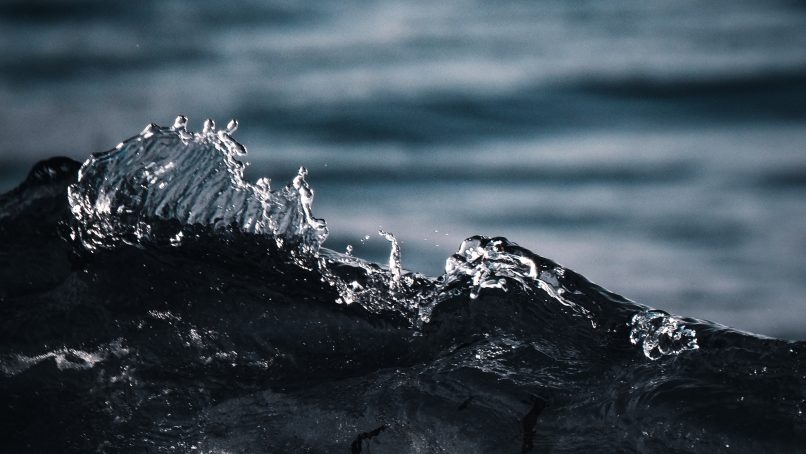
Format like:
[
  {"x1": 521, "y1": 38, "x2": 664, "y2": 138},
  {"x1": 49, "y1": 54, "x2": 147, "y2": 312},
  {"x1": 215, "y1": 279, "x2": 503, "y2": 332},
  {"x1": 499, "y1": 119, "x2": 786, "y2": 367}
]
[{"x1": 1, "y1": 120, "x2": 804, "y2": 453}]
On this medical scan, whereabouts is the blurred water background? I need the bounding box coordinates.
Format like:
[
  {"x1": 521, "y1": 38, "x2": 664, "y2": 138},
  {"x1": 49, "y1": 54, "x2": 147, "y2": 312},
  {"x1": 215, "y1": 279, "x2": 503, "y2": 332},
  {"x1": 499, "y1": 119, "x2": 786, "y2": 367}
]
[{"x1": 1, "y1": 0, "x2": 805, "y2": 337}]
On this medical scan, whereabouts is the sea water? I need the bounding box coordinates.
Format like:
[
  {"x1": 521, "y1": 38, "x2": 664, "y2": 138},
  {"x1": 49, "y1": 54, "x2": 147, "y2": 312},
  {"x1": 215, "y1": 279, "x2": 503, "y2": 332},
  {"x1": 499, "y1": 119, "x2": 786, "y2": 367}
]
[
  {"x1": 1, "y1": 0, "x2": 805, "y2": 337},
  {"x1": 0, "y1": 120, "x2": 804, "y2": 451}
]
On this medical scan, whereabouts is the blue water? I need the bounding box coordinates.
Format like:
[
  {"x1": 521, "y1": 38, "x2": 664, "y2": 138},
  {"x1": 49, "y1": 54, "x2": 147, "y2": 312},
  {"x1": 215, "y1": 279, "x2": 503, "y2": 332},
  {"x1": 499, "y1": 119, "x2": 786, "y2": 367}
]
[{"x1": 1, "y1": 0, "x2": 806, "y2": 337}]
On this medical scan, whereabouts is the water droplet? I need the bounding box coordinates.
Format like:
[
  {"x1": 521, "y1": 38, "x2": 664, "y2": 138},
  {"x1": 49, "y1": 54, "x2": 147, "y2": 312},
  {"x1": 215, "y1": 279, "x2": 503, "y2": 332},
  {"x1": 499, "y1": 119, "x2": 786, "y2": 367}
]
[
  {"x1": 226, "y1": 119, "x2": 238, "y2": 134},
  {"x1": 345, "y1": 245, "x2": 353, "y2": 256}
]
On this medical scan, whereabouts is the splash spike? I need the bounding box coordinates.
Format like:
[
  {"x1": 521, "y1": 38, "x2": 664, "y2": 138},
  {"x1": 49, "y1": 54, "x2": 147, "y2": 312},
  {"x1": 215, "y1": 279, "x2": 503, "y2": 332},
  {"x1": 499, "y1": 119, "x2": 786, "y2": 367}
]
[
  {"x1": 67, "y1": 117, "x2": 328, "y2": 255},
  {"x1": 379, "y1": 229, "x2": 402, "y2": 286},
  {"x1": 172, "y1": 115, "x2": 188, "y2": 130},
  {"x1": 202, "y1": 118, "x2": 215, "y2": 134}
]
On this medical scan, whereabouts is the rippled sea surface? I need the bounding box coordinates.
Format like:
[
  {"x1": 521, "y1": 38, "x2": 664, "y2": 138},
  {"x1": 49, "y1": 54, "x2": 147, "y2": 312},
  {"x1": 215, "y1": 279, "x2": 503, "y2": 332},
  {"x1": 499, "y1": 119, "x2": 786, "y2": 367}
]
[{"x1": 1, "y1": 0, "x2": 805, "y2": 338}]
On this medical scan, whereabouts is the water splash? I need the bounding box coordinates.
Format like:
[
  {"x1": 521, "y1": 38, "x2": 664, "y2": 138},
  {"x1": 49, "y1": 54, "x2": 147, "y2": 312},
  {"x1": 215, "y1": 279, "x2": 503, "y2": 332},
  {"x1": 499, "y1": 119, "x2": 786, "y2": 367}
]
[
  {"x1": 379, "y1": 229, "x2": 402, "y2": 287},
  {"x1": 440, "y1": 236, "x2": 592, "y2": 320},
  {"x1": 444, "y1": 237, "x2": 533, "y2": 300},
  {"x1": 67, "y1": 116, "x2": 327, "y2": 252},
  {"x1": 629, "y1": 310, "x2": 699, "y2": 360},
  {"x1": 318, "y1": 235, "x2": 600, "y2": 327},
  {"x1": 0, "y1": 339, "x2": 129, "y2": 376},
  {"x1": 65, "y1": 118, "x2": 618, "y2": 336},
  {"x1": 317, "y1": 238, "x2": 429, "y2": 322}
]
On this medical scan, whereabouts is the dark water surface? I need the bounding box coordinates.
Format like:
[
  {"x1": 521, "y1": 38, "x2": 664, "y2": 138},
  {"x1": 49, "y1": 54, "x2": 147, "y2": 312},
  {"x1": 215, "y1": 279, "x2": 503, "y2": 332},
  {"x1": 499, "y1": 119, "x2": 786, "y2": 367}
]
[
  {"x1": 0, "y1": 126, "x2": 804, "y2": 452},
  {"x1": 1, "y1": 0, "x2": 805, "y2": 336}
]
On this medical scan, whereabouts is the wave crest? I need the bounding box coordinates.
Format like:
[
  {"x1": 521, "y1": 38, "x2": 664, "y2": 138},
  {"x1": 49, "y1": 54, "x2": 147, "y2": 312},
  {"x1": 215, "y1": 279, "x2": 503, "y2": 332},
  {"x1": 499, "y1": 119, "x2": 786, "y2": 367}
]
[
  {"x1": 62, "y1": 117, "x2": 698, "y2": 362},
  {"x1": 67, "y1": 116, "x2": 327, "y2": 252}
]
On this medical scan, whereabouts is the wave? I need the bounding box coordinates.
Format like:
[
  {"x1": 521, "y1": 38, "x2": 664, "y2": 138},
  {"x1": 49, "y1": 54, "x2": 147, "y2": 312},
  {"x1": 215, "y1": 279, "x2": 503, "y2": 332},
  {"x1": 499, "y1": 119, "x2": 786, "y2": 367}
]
[
  {"x1": 1, "y1": 118, "x2": 804, "y2": 452},
  {"x1": 60, "y1": 117, "x2": 633, "y2": 328},
  {"x1": 67, "y1": 116, "x2": 327, "y2": 252}
]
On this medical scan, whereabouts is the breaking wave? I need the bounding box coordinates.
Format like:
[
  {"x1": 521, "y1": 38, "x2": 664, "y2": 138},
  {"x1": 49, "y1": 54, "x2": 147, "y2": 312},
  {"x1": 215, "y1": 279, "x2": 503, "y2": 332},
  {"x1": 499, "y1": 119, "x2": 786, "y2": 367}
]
[
  {"x1": 0, "y1": 118, "x2": 804, "y2": 452},
  {"x1": 67, "y1": 116, "x2": 327, "y2": 253}
]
